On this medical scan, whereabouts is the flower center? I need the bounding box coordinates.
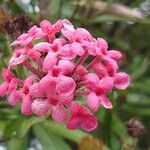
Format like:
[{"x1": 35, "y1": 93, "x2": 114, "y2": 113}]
[{"x1": 50, "y1": 98, "x2": 58, "y2": 105}]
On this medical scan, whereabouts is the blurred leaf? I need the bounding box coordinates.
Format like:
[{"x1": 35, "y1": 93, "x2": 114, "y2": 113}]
[
  {"x1": 122, "y1": 105, "x2": 150, "y2": 117},
  {"x1": 43, "y1": 120, "x2": 90, "y2": 143},
  {"x1": 127, "y1": 93, "x2": 150, "y2": 106},
  {"x1": 20, "y1": 116, "x2": 45, "y2": 137},
  {"x1": 7, "y1": 135, "x2": 28, "y2": 150},
  {"x1": 4, "y1": 117, "x2": 25, "y2": 139},
  {"x1": 131, "y1": 57, "x2": 149, "y2": 80},
  {"x1": 34, "y1": 125, "x2": 71, "y2": 150},
  {"x1": 132, "y1": 78, "x2": 150, "y2": 94}
]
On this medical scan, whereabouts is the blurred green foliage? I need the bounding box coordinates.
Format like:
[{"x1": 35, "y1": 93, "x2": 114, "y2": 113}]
[{"x1": 0, "y1": 0, "x2": 150, "y2": 150}]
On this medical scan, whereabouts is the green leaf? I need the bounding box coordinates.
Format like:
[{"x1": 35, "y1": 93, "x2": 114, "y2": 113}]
[
  {"x1": 4, "y1": 118, "x2": 25, "y2": 139},
  {"x1": 34, "y1": 125, "x2": 71, "y2": 150},
  {"x1": 7, "y1": 135, "x2": 28, "y2": 150},
  {"x1": 122, "y1": 105, "x2": 150, "y2": 117},
  {"x1": 20, "y1": 116, "x2": 45, "y2": 137},
  {"x1": 43, "y1": 120, "x2": 90, "y2": 143}
]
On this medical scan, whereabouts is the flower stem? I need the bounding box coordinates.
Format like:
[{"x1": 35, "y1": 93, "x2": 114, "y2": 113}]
[
  {"x1": 23, "y1": 60, "x2": 43, "y2": 79},
  {"x1": 86, "y1": 56, "x2": 100, "y2": 70}
]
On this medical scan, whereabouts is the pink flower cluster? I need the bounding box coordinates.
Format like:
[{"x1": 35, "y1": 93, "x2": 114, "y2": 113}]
[{"x1": 0, "y1": 19, "x2": 130, "y2": 131}]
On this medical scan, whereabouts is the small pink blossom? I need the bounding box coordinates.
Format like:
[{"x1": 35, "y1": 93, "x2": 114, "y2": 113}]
[{"x1": 67, "y1": 103, "x2": 98, "y2": 131}]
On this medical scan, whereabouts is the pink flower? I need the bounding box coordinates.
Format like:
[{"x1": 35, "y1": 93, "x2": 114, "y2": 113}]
[
  {"x1": 19, "y1": 76, "x2": 34, "y2": 115},
  {"x1": 11, "y1": 33, "x2": 34, "y2": 46},
  {"x1": 67, "y1": 103, "x2": 98, "y2": 131},
  {"x1": 40, "y1": 68, "x2": 76, "y2": 97},
  {"x1": 0, "y1": 68, "x2": 14, "y2": 96},
  {"x1": 0, "y1": 69, "x2": 20, "y2": 105},
  {"x1": 8, "y1": 47, "x2": 29, "y2": 69},
  {"x1": 84, "y1": 73, "x2": 114, "y2": 110},
  {"x1": 40, "y1": 19, "x2": 62, "y2": 42},
  {"x1": 0, "y1": 19, "x2": 130, "y2": 132},
  {"x1": 32, "y1": 93, "x2": 74, "y2": 122}
]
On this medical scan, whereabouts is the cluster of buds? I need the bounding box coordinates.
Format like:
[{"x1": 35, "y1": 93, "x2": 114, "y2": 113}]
[{"x1": 0, "y1": 19, "x2": 130, "y2": 131}]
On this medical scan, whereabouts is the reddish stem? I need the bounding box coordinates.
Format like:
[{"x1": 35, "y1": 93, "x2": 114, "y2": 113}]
[
  {"x1": 86, "y1": 56, "x2": 100, "y2": 70},
  {"x1": 76, "y1": 51, "x2": 88, "y2": 67},
  {"x1": 23, "y1": 60, "x2": 43, "y2": 79}
]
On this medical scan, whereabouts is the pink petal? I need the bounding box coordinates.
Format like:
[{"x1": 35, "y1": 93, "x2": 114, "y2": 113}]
[
  {"x1": 108, "y1": 50, "x2": 122, "y2": 60},
  {"x1": 98, "y1": 76, "x2": 114, "y2": 94},
  {"x1": 99, "y1": 95, "x2": 113, "y2": 109},
  {"x1": 11, "y1": 33, "x2": 33, "y2": 46},
  {"x1": 7, "y1": 79, "x2": 17, "y2": 94},
  {"x1": 93, "y1": 63, "x2": 108, "y2": 79},
  {"x1": 27, "y1": 49, "x2": 41, "y2": 62},
  {"x1": 31, "y1": 99, "x2": 50, "y2": 116},
  {"x1": 114, "y1": 72, "x2": 130, "y2": 89},
  {"x1": 97, "y1": 38, "x2": 108, "y2": 54},
  {"x1": 67, "y1": 117, "x2": 79, "y2": 130},
  {"x1": 24, "y1": 76, "x2": 34, "y2": 87},
  {"x1": 75, "y1": 65, "x2": 88, "y2": 80},
  {"x1": 80, "y1": 114, "x2": 98, "y2": 132},
  {"x1": 103, "y1": 55, "x2": 118, "y2": 76},
  {"x1": 84, "y1": 73, "x2": 99, "y2": 90},
  {"x1": 51, "y1": 105, "x2": 66, "y2": 123},
  {"x1": 40, "y1": 74, "x2": 57, "y2": 97},
  {"x1": 87, "y1": 92, "x2": 99, "y2": 111},
  {"x1": 76, "y1": 28, "x2": 93, "y2": 41},
  {"x1": 2, "y1": 68, "x2": 13, "y2": 81},
  {"x1": 69, "y1": 103, "x2": 80, "y2": 116},
  {"x1": 21, "y1": 96, "x2": 32, "y2": 115},
  {"x1": 58, "y1": 60, "x2": 75, "y2": 75},
  {"x1": 62, "y1": 19, "x2": 74, "y2": 31},
  {"x1": 42, "y1": 52, "x2": 57, "y2": 72},
  {"x1": 33, "y1": 42, "x2": 51, "y2": 52},
  {"x1": 9, "y1": 54, "x2": 26, "y2": 69},
  {"x1": 40, "y1": 20, "x2": 52, "y2": 33},
  {"x1": 0, "y1": 82, "x2": 8, "y2": 96},
  {"x1": 8, "y1": 90, "x2": 20, "y2": 105},
  {"x1": 71, "y1": 42, "x2": 84, "y2": 56},
  {"x1": 56, "y1": 75, "x2": 76, "y2": 95},
  {"x1": 58, "y1": 93, "x2": 74, "y2": 105},
  {"x1": 28, "y1": 25, "x2": 45, "y2": 40},
  {"x1": 50, "y1": 19, "x2": 62, "y2": 35},
  {"x1": 60, "y1": 44, "x2": 76, "y2": 60},
  {"x1": 30, "y1": 83, "x2": 45, "y2": 98}
]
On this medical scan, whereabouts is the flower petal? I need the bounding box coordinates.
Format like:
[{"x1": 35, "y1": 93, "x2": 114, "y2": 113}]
[
  {"x1": 108, "y1": 50, "x2": 122, "y2": 60},
  {"x1": 0, "y1": 82, "x2": 8, "y2": 97},
  {"x1": 71, "y1": 42, "x2": 84, "y2": 56},
  {"x1": 67, "y1": 116, "x2": 79, "y2": 130},
  {"x1": 114, "y1": 72, "x2": 130, "y2": 89},
  {"x1": 58, "y1": 60, "x2": 75, "y2": 76},
  {"x1": 8, "y1": 90, "x2": 20, "y2": 105},
  {"x1": 40, "y1": 20, "x2": 52, "y2": 33},
  {"x1": 99, "y1": 95, "x2": 113, "y2": 109},
  {"x1": 97, "y1": 38, "x2": 108, "y2": 54},
  {"x1": 98, "y1": 76, "x2": 114, "y2": 94},
  {"x1": 60, "y1": 44, "x2": 76, "y2": 60},
  {"x1": 80, "y1": 114, "x2": 98, "y2": 132},
  {"x1": 30, "y1": 83, "x2": 45, "y2": 98},
  {"x1": 84, "y1": 73, "x2": 99, "y2": 90},
  {"x1": 87, "y1": 92, "x2": 99, "y2": 111},
  {"x1": 31, "y1": 99, "x2": 50, "y2": 116},
  {"x1": 40, "y1": 74, "x2": 57, "y2": 97},
  {"x1": 52, "y1": 106, "x2": 66, "y2": 123},
  {"x1": 21, "y1": 96, "x2": 32, "y2": 115},
  {"x1": 42, "y1": 52, "x2": 57, "y2": 72},
  {"x1": 33, "y1": 42, "x2": 51, "y2": 52},
  {"x1": 56, "y1": 75, "x2": 76, "y2": 95}
]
